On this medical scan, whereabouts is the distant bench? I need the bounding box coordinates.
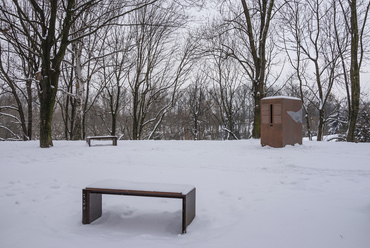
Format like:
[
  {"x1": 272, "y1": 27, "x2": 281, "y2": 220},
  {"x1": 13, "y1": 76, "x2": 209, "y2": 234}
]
[
  {"x1": 86, "y1": 136, "x2": 117, "y2": 147},
  {"x1": 82, "y1": 180, "x2": 196, "y2": 234}
]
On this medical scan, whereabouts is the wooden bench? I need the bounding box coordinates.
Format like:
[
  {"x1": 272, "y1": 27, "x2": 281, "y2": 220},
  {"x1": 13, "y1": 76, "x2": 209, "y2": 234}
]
[
  {"x1": 86, "y1": 136, "x2": 117, "y2": 147},
  {"x1": 82, "y1": 180, "x2": 196, "y2": 234}
]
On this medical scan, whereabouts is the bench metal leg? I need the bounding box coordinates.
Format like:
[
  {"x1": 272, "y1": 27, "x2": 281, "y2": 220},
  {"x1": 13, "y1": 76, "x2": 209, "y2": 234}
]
[
  {"x1": 82, "y1": 190, "x2": 102, "y2": 224},
  {"x1": 182, "y1": 188, "x2": 196, "y2": 233}
]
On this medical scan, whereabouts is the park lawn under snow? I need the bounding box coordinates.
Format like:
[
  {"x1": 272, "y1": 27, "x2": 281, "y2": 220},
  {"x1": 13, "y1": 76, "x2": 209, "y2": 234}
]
[{"x1": 0, "y1": 139, "x2": 369, "y2": 248}]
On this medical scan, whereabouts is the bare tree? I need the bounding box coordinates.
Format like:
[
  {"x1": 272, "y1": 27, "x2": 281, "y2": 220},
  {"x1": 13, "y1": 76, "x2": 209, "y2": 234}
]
[
  {"x1": 0, "y1": 42, "x2": 37, "y2": 140},
  {"x1": 98, "y1": 23, "x2": 134, "y2": 137},
  {"x1": 279, "y1": 0, "x2": 313, "y2": 140},
  {"x1": 186, "y1": 71, "x2": 212, "y2": 140},
  {"x1": 335, "y1": 0, "x2": 370, "y2": 142},
  {"x1": 208, "y1": 54, "x2": 247, "y2": 140},
  {"x1": 0, "y1": 0, "x2": 159, "y2": 147},
  {"x1": 58, "y1": 20, "x2": 113, "y2": 140},
  {"x1": 280, "y1": 0, "x2": 342, "y2": 141},
  {"x1": 219, "y1": 0, "x2": 278, "y2": 139},
  {"x1": 126, "y1": 1, "x2": 197, "y2": 140},
  {"x1": 0, "y1": 1, "x2": 39, "y2": 140}
]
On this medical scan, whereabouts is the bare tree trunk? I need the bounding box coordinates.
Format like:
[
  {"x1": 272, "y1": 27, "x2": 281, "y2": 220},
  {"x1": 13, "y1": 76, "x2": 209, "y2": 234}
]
[
  {"x1": 187, "y1": 74, "x2": 209, "y2": 140},
  {"x1": 37, "y1": 0, "x2": 75, "y2": 147},
  {"x1": 240, "y1": 0, "x2": 274, "y2": 138},
  {"x1": 298, "y1": 78, "x2": 312, "y2": 140},
  {"x1": 336, "y1": 0, "x2": 370, "y2": 142},
  {"x1": 26, "y1": 79, "x2": 33, "y2": 140},
  {"x1": 39, "y1": 71, "x2": 59, "y2": 147},
  {"x1": 347, "y1": 0, "x2": 361, "y2": 142},
  {"x1": 109, "y1": 86, "x2": 120, "y2": 136},
  {"x1": 315, "y1": 62, "x2": 324, "y2": 141},
  {"x1": 72, "y1": 39, "x2": 84, "y2": 140}
]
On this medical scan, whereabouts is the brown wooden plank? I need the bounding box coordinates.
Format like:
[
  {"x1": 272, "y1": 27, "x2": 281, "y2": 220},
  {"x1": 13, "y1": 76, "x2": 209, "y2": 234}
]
[{"x1": 85, "y1": 187, "x2": 184, "y2": 197}]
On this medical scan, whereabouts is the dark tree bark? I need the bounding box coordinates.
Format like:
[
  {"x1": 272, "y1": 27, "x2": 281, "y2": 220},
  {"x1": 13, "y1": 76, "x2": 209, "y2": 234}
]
[
  {"x1": 347, "y1": 0, "x2": 361, "y2": 142},
  {"x1": 37, "y1": 0, "x2": 75, "y2": 147},
  {"x1": 26, "y1": 79, "x2": 33, "y2": 140},
  {"x1": 337, "y1": 0, "x2": 370, "y2": 142}
]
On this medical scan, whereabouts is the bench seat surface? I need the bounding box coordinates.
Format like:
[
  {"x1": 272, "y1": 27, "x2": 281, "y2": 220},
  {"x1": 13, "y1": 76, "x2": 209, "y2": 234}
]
[
  {"x1": 86, "y1": 180, "x2": 195, "y2": 195},
  {"x1": 86, "y1": 136, "x2": 116, "y2": 139}
]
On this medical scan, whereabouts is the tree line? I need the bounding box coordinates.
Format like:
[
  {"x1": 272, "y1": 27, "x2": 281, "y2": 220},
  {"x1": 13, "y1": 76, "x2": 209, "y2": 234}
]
[{"x1": 0, "y1": 0, "x2": 369, "y2": 147}]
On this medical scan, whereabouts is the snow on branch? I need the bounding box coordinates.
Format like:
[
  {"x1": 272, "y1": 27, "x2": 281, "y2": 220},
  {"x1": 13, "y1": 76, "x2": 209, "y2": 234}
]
[
  {"x1": 58, "y1": 88, "x2": 78, "y2": 98},
  {"x1": 0, "y1": 106, "x2": 18, "y2": 111},
  {"x1": 221, "y1": 127, "x2": 239, "y2": 140},
  {"x1": 0, "y1": 125, "x2": 21, "y2": 140},
  {"x1": 0, "y1": 112, "x2": 21, "y2": 124}
]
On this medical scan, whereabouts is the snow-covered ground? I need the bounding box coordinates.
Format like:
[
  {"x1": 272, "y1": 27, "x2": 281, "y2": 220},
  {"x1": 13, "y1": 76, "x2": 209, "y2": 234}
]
[{"x1": 1, "y1": 139, "x2": 369, "y2": 248}]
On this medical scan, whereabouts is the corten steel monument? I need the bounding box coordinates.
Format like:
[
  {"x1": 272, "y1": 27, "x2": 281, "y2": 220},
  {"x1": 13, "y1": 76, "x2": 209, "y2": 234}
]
[{"x1": 261, "y1": 96, "x2": 303, "y2": 148}]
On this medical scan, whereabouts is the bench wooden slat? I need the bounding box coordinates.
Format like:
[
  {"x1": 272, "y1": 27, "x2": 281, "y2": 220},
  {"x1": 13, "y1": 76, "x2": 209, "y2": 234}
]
[
  {"x1": 86, "y1": 136, "x2": 116, "y2": 139},
  {"x1": 85, "y1": 188, "x2": 184, "y2": 197},
  {"x1": 86, "y1": 179, "x2": 194, "y2": 195}
]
